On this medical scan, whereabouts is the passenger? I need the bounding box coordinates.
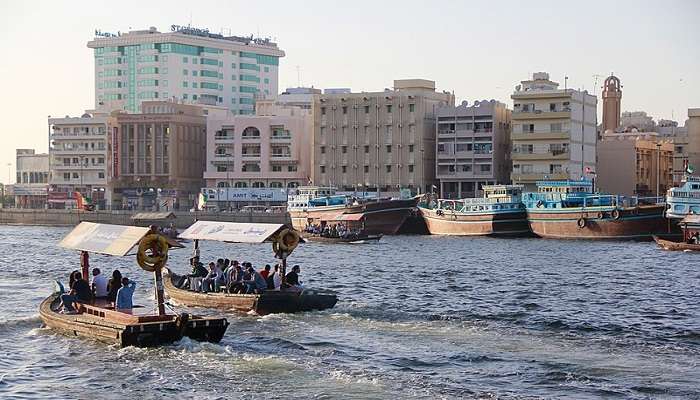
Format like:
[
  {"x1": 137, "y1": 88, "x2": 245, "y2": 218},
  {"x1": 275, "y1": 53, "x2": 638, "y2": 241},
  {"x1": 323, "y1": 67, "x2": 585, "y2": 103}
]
[
  {"x1": 185, "y1": 257, "x2": 208, "y2": 290},
  {"x1": 115, "y1": 277, "x2": 136, "y2": 310},
  {"x1": 60, "y1": 272, "x2": 93, "y2": 314},
  {"x1": 201, "y1": 262, "x2": 218, "y2": 293},
  {"x1": 243, "y1": 265, "x2": 268, "y2": 294},
  {"x1": 107, "y1": 269, "x2": 123, "y2": 305},
  {"x1": 272, "y1": 264, "x2": 282, "y2": 290},
  {"x1": 260, "y1": 264, "x2": 271, "y2": 280},
  {"x1": 228, "y1": 264, "x2": 245, "y2": 293},
  {"x1": 68, "y1": 270, "x2": 80, "y2": 289},
  {"x1": 284, "y1": 265, "x2": 302, "y2": 292},
  {"x1": 91, "y1": 267, "x2": 109, "y2": 300}
]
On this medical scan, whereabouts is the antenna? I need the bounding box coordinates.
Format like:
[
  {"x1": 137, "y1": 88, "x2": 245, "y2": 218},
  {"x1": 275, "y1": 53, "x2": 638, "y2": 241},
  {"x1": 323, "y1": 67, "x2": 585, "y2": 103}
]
[
  {"x1": 296, "y1": 65, "x2": 301, "y2": 87},
  {"x1": 592, "y1": 74, "x2": 604, "y2": 96}
]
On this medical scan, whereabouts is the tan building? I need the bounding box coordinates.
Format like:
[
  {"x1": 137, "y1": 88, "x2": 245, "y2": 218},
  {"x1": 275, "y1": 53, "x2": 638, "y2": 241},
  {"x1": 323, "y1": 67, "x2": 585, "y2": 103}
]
[
  {"x1": 436, "y1": 100, "x2": 512, "y2": 198},
  {"x1": 597, "y1": 131, "x2": 673, "y2": 197},
  {"x1": 673, "y1": 108, "x2": 700, "y2": 184},
  {"x1": 511, "y1": 72, "x2": 598, "y2": 190},
  {"x1": 312, "y1": 79, "x2": 455, "y2": 195},
  {"x1": 601, "y1": 75, "x2": 622, "y2": 133},
  {"x1": 111, "y1": 101, "x2": 207, "y2": 209},
  {"x1": 14, "y1": 149, "x2": 49, "y2": 209}
]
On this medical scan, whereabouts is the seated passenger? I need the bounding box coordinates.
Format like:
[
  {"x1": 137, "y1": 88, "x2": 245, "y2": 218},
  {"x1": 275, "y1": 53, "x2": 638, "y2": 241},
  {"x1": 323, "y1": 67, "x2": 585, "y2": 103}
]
[
  {"x1": 107, "y1": 269, "x2": 122, "y2": 305},
  {"x1": 243, "y1": 265, "x2": 268, "y2": 294},
  {"x1": 115, "y1": 278, "x2": 136, "y2": 310},
  {"x1": 60, "y1": 272, "x2": 93, "y2": 314},
  {"x1": 283, "y1": 265, "x2": 303, "y2": 292},
  {"x1": 272, "y1": 264, "x2": 282, "y2": 290},
  {"x1": 228, "y1": 264, "x2": 245, "y2": 293},
  {"x1": 91, "y1": 267, "x2": 109, "y2": 300},
  {"x1": 260, "y1": 264, "x2": 271, "y2": 280},
  {"x1": 201, "y1": 262, "x2": 224, "y2": 293}
]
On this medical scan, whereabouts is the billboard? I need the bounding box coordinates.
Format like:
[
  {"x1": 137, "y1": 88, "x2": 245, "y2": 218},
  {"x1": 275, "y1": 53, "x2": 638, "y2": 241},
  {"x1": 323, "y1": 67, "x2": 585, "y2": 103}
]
[{"x1": 201, "y1": 188, "x2": 288, "y2": 203}]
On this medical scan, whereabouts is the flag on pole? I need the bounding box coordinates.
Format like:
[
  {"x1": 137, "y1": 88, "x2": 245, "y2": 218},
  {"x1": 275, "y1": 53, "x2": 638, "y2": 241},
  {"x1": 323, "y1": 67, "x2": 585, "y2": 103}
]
[
  {"x1": 585, "y1": 166, "x2": 596, "y2": 176},
  {"x1": 197, "y1": 192, "x2": 207, "y2": 210}
]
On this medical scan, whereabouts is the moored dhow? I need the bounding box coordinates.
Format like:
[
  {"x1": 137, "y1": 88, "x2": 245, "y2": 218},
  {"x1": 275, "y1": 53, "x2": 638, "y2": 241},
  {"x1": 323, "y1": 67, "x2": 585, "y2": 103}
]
[
  {"x1": 418, "y1": 185, "x2": 530, "y2": 236},
  {"x1": 287, "y1": 186, "x2": 418, "y2": 235},
  {"x1": 522, "y1": 180, "x2": 676, "y2": 240}
]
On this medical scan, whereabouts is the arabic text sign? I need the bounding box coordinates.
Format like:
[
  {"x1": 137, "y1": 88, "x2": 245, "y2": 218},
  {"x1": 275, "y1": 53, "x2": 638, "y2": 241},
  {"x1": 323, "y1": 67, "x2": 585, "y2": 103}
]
[
  {"x1": 202, "y1": 188, "x2": 288, "y2": 202},
  {"x1": 59, "y1": 222, "x2": 149, "y2": 256},
  {"x1": 179, "y1": 221, "x2": 284, "y2": 243}
]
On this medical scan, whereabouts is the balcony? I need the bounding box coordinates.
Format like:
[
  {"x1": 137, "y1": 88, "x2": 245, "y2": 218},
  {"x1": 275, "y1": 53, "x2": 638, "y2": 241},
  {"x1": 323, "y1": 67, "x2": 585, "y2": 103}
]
[
  {"x1": 512, "y1": 109, "x2": 571, "y2": 120},
  {"x1": 511, "y1": 151, "x2": 570, "y2": 161},
  {"x1": 511, "y1": 130, "x2": 570, "y2": 141},
  {"x1": 53, "y1": 163, "x2": 106, "y2": 170},
  {"x1": 241, "y1": 152, "x2": 261, "y2": 159},
  {"x1": 270, "y1": 135, "x2": 292, "y2": 142},
  {"x1": 51, "y1": 132, "x2": 106, "y2": 139},
  {"x1": 511, "y1": 172, "x2": 569, "y2": 182},
  {"x1": 214, "y1": 135, "x2": 235, "y2": 143},
  {"x1": 51, "y1": 147, "x2": 107, "y2": 155}
]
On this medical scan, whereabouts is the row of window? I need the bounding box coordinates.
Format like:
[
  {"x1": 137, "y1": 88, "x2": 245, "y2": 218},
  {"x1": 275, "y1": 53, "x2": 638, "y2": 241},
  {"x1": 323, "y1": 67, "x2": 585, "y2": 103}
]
[
  {"x1": 95, "y1": 44, "x2": 279, "y2": 64},
  {"x1": 321, "y1": 144, "x2": 418, "y2": 154},
  {"x1": 321, "y1": 104, "x2": 416, "y2": 115},
  {"x1": 215, "y1": 164, "x2": 298, "y2": 173},
  {"x1": 216, "y1": 181, "x2": 297, "y2": 189},
  {"x1": 61, "y1": 172, "x2": 106, "y2": 180},
  {"x1": 319, "y1": 165, "x2": 416, "y2": 174},
  {"x1": 439, "y1": 164, "x2": 492, "y2": 173}
]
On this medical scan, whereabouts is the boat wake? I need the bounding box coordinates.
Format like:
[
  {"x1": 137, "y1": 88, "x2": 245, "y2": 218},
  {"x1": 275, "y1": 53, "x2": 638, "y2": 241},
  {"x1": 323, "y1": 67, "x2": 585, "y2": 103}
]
[{"x1": 0, "y1": 315, "x2": 42, "y2": 333}]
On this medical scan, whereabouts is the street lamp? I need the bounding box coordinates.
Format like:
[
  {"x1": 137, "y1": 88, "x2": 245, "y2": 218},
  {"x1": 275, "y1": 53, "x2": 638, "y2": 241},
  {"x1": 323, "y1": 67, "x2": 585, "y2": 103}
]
[{"x1": 656, "y1": 142, "x2": 662, "y2": 198}]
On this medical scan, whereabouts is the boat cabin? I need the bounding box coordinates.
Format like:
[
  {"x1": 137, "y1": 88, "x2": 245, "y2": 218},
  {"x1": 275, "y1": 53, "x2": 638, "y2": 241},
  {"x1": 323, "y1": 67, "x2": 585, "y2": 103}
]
[
  {"x1": 287, "y1": 186, "x2": 339, "y2": 209},
  {"x1": 679, "y1": 215, "x2": 700, "y2": 243},
  {"x1": 522, "y1": 180, "x2": 618, "y2": 209},
  {"x1": 666, "y1": 175, "x2": 700, "y2": 219}
]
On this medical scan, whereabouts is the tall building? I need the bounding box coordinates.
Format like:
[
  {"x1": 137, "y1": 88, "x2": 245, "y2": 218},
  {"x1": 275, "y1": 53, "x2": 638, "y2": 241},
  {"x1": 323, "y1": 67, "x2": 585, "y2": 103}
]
[
  {"x1": 14, "y1": 149, "x2": 49, "y2": 209},
  {"x1": 87, "y1": 26, "x2": 284, "y2": 114},
  {"x1": 435, "y1": 100, "x2": 512, "y2": 199},
  {"x1": 510, "y1": 72, "x2": 598, "y2": 190},
  {"x1": 203, "y1": 102, "x2": 313, "y2": 209},
  {"x1": 601, "y1": 75, "x2": 622, "y2": 133},
  {"x1": 673, "y1": 108, "x2": 700, "y2": 183},
  {"x1": 111, "y1": 101, "x2": 207, "y2": 209},
  {"x1": 597, "y1": 131, "x2": 673, "y2": 196},
  {"x1": 48, "y1": 114, "x2": 113, "y2": 209},
  {"x1": 312, "y1": 79, "x2": 455, "y2": 195},
  {"x1": 620, "y1": 111, "x2": 656, "y2": 132}
]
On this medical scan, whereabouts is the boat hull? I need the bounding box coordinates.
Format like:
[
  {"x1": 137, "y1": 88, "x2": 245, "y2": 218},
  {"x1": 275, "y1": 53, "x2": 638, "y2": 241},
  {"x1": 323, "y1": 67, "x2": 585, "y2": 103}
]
[
  {"x1": 289, "y1": 198, "x2": 418, "y2": 235},
  {"x1": 653, "y1": 235, "x2": 700, "y2": 251},
  {"x1": 419, "y1": 207, "x2": 531, "y2": 236},
  {"x1": 526, "y1": 205, "x2": 678, "y2": 240},
  {"x1": 302, "y1": 233, "x2": 383, "y2": 244},
  {"x1": 164, "y1": 269, "x2": 338, "y2": 315},
  {"x1": 39, "y1": 293, "x2": 228, "y2": 347}
]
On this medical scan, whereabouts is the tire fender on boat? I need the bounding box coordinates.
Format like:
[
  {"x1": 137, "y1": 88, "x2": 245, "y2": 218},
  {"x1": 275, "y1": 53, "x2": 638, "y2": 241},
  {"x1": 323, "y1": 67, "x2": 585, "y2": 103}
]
[
  {"x1": 611, "y1": 209, "x2": 621, "y2": 220},
  {"x1": 596, "y1": 212, "x2": 604, "y2": 219},
  {"x1": 577, "y1": 218, "x2": 587, "y2": 229}
]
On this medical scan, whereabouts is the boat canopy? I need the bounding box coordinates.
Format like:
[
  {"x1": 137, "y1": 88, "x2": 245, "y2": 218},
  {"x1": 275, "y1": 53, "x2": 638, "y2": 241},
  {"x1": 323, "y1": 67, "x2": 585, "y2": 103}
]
[
  {"x1": 178, "y1": 221, "x2": 288, "y2": 243},
  {"x1": 131, "y1": 212, "x2": 176, "y2": 221},
  {"x1": 335, "y1": 213, "x2": 365, "y2": 221},
  {"x1": 681, "y1": 215, "x2": 700, "y2": 226},
  {"x1": 60, "y1": 222, "x2": 151, "y2": 256}
]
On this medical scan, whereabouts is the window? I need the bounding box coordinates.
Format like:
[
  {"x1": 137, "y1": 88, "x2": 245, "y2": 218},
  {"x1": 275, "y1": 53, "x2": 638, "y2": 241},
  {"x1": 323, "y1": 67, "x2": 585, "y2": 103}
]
[
  {"x1": 341, "y1": 166, "x2": 347, "y2": 173},
  {"x1": 386, "y1": 165, "x2": 392, "y2": 172},
  {"x1": 63, "y1": 172, "x2": 70, "y2": 181},
  {"x1": 341, "y1": 146, "x2": 347, "y2": 154},
  {"x1": 462, "y1": 165, "x2": 472, "y2": 172},
  {"x1": 98, "y1": 172, "x2": 105, "y2": 179},
  {"x1": 364, "y1": 165, "x2": 369, "y2": 173},
  {"x1": 364, "y1": 145, "x2": 370, "y2": 153},
  {"x1": 320, "y1": 146, "x2": 326, "y2": 154},
  {"x1": 252, "y1": 182, "x2": 265, "y2": 188},
  {"x1": 408, "y1": 165, "x2": 414, "y2": 173},
  {"x1": 72, "y1": 173, "x2": 79, "y2": 178},
  {"x1": 270, "y1": 181, "x2": 282, "y2": 188},
  {"x1": 288, "y1": 165, "x2": 297, "y2": 172},
  {"x1": 409, "y1": 104, "x2": 415, "y2": 112},
  {"x1": 408, "y1": 145, "x2": 414, "y2": 153},
  {"x1": 386, "y1": 145, "x2": 392, "y2": 153},
  {"x1": 183, "y1": 69, "x2": 188, "y2": 75},
  {"x1": 522, "y1": 124, "x2": 534, "y2": 133},
  {"x1": 342, "y1": 106, "x2": 348, "y2": 115},
  {"x1": 321, "y1": 107, "x2": 326, "y2": 115},
  {"x1": 234, "y1": 182, "x2": 248, "y2": 188},
  {"x1": 364, "y1": 106, "x2": 370, "y2": 114},
  {"x1": 480, "y1": 164, "x2": 491, "y2": 172},
  {"x1": 320, "y1": 166, "x2": 326, "y2": 174},
  {"x1": 550, "y1": 123, "x2": 562, "y2": 132},
  {"x1": 386, "y1": 105, "x2": 392, "y2": 113},
  {"x1": 550, "y1": 103, "x2": 557, "y2": 112},
  {"x1": 272, "y1": 165, "x2": 282, "y2": 172},
  {"x1": 183, "y1": 57, "x2": 188, "y2": 63}
]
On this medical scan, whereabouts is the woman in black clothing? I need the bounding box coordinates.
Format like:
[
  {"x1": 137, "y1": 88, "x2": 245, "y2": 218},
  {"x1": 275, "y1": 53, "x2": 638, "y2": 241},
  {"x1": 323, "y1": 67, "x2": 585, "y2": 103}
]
[{"x1": 107, "y1": 269, "x2": 123, "y2": 303}]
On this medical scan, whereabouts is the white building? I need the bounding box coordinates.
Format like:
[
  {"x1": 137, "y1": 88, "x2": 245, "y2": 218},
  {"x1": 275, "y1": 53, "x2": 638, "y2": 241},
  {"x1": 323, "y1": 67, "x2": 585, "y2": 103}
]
[
  {"x1": 203, "y1": 102, "x2": 313, "y2": 209},
  {"x1": 14, "y1": 149, "x2": 49, "y2": 209},
  {"x1": 87, "y1": 26, "x2": 284, "y2": 115},
  {"x1": 510, "y1": 72, "x2": 598, "y2": 190},
  {"x1": 48, "y1": 113, "x2": 112, "y2": 209}
]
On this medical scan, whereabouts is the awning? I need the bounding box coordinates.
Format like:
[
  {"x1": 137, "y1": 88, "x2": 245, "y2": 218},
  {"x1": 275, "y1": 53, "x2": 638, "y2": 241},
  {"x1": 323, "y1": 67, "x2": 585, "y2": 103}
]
[
  {"x1": 59, "y1": 222, "x2": 150, "y2": 256},
  {"x1": 59, "y1": 222, "x2": 184, "y2": 256},
  {"x1": 681, "y1": 215, "x2": 700, "y2": 225},
  {"x1": 178, "y1": 221, "x2": 287, "y2": 243},
  {"x1": 131, "y1": 212, "x2": 177, "y2": 221},
  {"x1": 335, "y1": 213, "x2": 365, "y2": 221}
]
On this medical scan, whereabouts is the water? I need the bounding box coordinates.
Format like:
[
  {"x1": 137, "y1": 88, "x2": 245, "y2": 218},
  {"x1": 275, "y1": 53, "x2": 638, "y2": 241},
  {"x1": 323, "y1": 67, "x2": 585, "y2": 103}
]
[{"x1": 0, "y1": 225, "x2": 698, "y2": 399}]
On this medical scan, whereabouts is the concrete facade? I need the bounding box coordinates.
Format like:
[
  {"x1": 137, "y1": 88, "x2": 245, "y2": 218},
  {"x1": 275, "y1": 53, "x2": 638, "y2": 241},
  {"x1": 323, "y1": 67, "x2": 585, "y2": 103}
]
[
  {"x1": 597, "y1": 132, "x2": 673, "y2": 197},
  {"x1": 510, "y1": 72, "x2": 598, "y2": 190},
  {"x1": 88, "y1": 26, "x2": 284, "y2": 114},
  {"x1": 14, "y1": 149, "x2": 49, "y2": 209},
  {"x1": 620, "y1": 111, "x2": 656, "y2": 132},
  {"x1": 436, "y1": 100, "x2": 512, "y2": 199},
  {"x1": 48, "y1": 114, "x2": 113, "y2": 209},
  {"x1": 312, "y1": 79, "x2": 455, "y2": 195},
  {"x1": 110, "y1": 101, "x2": 207, "y2": 209}
]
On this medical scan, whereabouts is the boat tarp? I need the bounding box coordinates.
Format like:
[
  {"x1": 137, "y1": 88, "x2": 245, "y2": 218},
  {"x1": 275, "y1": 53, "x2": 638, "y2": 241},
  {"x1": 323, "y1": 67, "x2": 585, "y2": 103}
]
[
  {"x1": 178, "y1": 221, "x2": 286, "y2": 243},
  {"x1": 59, "y1": 222, "x2": 150, "y2": 256},
  {"x1": 335, "y1": 213, "x2": 365, "y2": 221},
  {"x1": 131, "y1": 212, "x2": 177, "y2": 220},
  {"x1": 681, "y1": 215, "x2": 700, "y2": 226}
]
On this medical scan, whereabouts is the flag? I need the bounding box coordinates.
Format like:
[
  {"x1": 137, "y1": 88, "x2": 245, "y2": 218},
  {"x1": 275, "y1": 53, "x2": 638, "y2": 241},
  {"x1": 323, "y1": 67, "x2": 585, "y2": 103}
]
[
  {"x1": 688, "y1": 165, "x2": 695, "y2": 175},
  {"x1": 585, "y1": 167, "x2": 596, "y2": 176},
  {"x1": 197, "y1": 192, "x2": 207, "y2": 210}
]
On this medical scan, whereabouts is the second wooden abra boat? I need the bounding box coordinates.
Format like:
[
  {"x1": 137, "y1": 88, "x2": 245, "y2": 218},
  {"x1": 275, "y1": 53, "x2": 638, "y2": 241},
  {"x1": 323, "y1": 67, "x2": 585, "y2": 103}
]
[
  {"x1": 165, "y1": 221, "x2": 338, "y2": 315},
  {"x1": 522, "y1": 180, "x2": 677, "y2": 240},
  {"x1": 40, "y1": 222, "x2": 229, "y2": 347},
  {"x1": 653, "y1": 215, "x2": 700, "y2": 251},
  {"x1": 418, "y1": 185, "x2": 530, "y2": 236},
  {"x1": 301, "y1": 233, "x2": 383, "y2": 244}
]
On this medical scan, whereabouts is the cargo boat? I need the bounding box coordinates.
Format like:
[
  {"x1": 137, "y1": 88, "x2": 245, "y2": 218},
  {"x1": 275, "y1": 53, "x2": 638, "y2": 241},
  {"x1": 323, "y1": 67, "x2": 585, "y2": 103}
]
[
  {"x1": 522, "y1": 180, "x2": 676, "y2": 240},
  {"x1": 287, "y1": 186, "x2": 418, "y2": 235},
  {"x1": 418, "y1": 185, "x2": 530, "y2": 236},
  {"x1": 666, "y1": 175, "x2": 700, "y2": 219}
]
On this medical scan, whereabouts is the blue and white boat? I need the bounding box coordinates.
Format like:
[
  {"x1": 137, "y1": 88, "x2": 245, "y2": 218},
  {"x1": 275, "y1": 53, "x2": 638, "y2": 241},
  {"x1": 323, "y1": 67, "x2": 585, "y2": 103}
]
[{"x1": 666, "y1": 175, "x2": 700, "y2": 219}]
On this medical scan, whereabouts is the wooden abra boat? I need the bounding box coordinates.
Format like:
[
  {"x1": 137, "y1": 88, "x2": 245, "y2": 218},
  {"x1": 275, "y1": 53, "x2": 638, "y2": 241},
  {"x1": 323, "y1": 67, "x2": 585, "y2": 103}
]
[
  {"x1": 301, "y1": 233, "x2": 383, "y2": 244},
  {"x1": 40, "y1": 292, "x2": 228, "y2": 347},
  {"x1": 522, "y1": 180, "x2": 677, "y2": 240},
  {"x1": 169, "y1": 221, "x2": 338, "y2": 314},
  {"x1": 164, "y1": 268, "x2": 337, "y2": 314},
  {"x1": 40, "y1": 222, "x2": 229, "y2": 347},
  {"x1": 418, "y1": 185, "x2": 530, "y2": 236},
  {"x1": 652, "y1": 215, "x2": 700, "y2": 251},
  {"x1": 653, "y1": 236, "x2": 700, "y2": 251}
]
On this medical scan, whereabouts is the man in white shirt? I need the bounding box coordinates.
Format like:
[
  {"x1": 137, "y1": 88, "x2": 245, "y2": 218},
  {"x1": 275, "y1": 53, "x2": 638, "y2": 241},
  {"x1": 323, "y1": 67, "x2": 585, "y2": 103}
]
[{"x1": 92, "y1": 268, "x2": 109, "y2": 299}]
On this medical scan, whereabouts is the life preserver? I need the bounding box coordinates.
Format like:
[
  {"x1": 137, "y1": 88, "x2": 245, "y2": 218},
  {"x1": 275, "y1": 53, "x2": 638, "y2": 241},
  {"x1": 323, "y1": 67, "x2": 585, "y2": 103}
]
[
  {"x1": 611, "y1": 209, "x2": 621, "y2": 220},
  {"x1": 137, "y1": 234, "x2": 169, "y2": 272},
  {"x1": 135, "y1": 188, "x2": 143, "y2": 196},
  {"x1": 577, "y1": 218, "x2": 586, "y2": 229},
  {"x1": 273, "y1": 228, "x2": 300, "y2": 258},
  {"x1": 536, "y1": 200, "x2": 543, "y2": 208},
  {"x1": 596, "y1": 212, "x2": 604, "y2": 219},
  {"x1": 436, "y1": 209, "x2": 444, "y2": 216}
]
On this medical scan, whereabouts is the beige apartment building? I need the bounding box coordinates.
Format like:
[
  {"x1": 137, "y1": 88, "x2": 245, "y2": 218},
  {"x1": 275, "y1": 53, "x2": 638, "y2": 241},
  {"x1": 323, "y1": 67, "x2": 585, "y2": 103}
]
[
  {"x1": 14, "y1": 149, "x2": 49, "y2": 209},
  {"x1": 111, "y1": 101, "x2": 207, "y2": 209},
  {"x1": 672, "y1": 108, "x2": 700, "y2": 184},
  {"x1": 436, "y1": 100, "x2": 512, "y2": 198},
  {"x1": 312, "y1": 79, "x2": 455, "y2": 195},
  {"x1": 597, "y1": 131, "x2": 673, "y2": 196},
  {"x1": 510, "y1": 72, "x2": 598, "y2": 190}
]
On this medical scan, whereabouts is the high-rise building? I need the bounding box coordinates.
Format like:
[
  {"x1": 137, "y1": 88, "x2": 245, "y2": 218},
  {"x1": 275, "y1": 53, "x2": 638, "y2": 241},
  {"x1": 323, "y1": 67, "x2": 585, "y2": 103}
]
[
  {"x1": 110, "y1": 101, "x2": 207, "y2": 210},
  {"x1": 510, "y1": 72, "x2": 598, "y2": 190},
  {"x1": 48, "y1": 114, "x2": 113, "y2": 209},
  {"x1": 601, "y1": 75, "x2": 622, "y2": 133},
  {"x1": 87, "y1": 26, "x2": 284, "y2": 114},
  {"x1": 312, "y1": 79, "x2": 455, "y2": 195},
  {"x1": 435, "y1": 100, "x2": 512, "y2": 198},
  {"x1": 14, "y1": 149, "x2": 49, "y2": 209}
]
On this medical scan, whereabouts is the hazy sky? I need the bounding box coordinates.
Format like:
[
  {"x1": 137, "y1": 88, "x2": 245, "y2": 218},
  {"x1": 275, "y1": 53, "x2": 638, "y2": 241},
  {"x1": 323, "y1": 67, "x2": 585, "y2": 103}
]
[{"x1": 0, "y1": 0, "x2": 698, "y2": 184}]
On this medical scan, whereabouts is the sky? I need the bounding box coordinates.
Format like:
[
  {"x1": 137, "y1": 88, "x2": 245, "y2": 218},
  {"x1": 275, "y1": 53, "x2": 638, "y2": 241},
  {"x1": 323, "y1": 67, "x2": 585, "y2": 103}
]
[{"x1": 0, "y1": 0, "x2": 698, "y2": 184}]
